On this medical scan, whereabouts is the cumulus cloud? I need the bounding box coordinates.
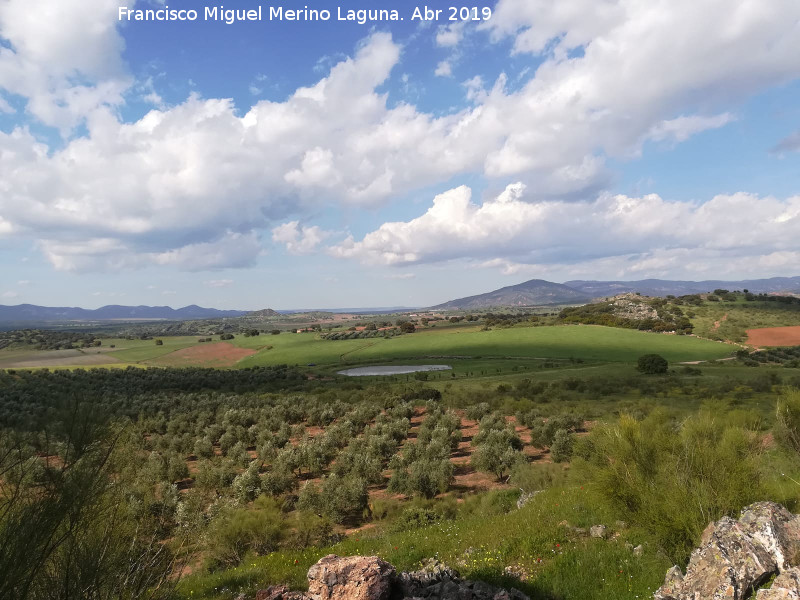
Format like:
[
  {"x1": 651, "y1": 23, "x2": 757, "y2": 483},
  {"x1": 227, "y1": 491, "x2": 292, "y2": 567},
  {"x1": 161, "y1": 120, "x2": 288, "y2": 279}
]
[
  {"x1": 330, "y1": 183, "x2": 800, "y2": 279},
  {"x1": 0, "y1": 0, "x2": 130, "y2": 130},
  {"x1": 2, "y1": 1, "x2": 800, "y2": 272},
  {"x1": 272, "y1": 221, "x2": 330, "y2": 255},
  {"x1": 434, "y1": 60, "x2": 453, "y2": 78}
]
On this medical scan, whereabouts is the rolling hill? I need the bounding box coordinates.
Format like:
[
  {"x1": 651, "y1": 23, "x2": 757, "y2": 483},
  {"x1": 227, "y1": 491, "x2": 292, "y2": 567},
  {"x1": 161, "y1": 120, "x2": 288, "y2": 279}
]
[{"x1": 431, "y1": 279, "x2": 592, "y2": 309}]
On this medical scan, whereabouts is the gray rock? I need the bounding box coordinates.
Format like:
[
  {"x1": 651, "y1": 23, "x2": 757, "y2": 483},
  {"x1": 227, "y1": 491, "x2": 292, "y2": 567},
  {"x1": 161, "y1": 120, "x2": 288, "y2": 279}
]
[
  {"x1": 633, "y1": 545, "x2": 644, "y2": 557},
  {"x1": 654, "y1": 502, "x2": 800, "y2": 600},
  {"x1": 589, "y1": 525, "x2": 608, "y2": 539},
  {"x1": 516, "y1": 490, "x2": 541, "y2": 510}
]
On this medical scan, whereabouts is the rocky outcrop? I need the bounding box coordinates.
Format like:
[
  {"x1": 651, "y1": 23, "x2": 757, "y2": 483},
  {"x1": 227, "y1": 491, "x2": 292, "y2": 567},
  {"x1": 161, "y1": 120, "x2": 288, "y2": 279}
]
[
  {"x1": 307, "y1": 555, "x2": 395, "y2": 600},
  {"x1": 253, "y1": 555, "x2": 529, "y2": 600},
  {"x1": 655, "y1": 502, "x2": 800, "y2": 600},
  {"x1": 397, "y1": 558, "x2": 528, "y2": 600}
]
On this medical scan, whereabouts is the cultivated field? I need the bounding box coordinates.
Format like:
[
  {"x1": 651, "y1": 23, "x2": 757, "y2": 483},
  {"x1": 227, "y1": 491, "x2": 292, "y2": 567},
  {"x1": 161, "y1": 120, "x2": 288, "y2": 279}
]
[
  {"x1": 0, "y1": 324, "x2": 735, "y2": 372},
  {"x1": 746, "y1": 326, "x2": 800, "y2": 347},
  {"x1": 236, "y1": 325, "x2": 734, "y2": 370}
]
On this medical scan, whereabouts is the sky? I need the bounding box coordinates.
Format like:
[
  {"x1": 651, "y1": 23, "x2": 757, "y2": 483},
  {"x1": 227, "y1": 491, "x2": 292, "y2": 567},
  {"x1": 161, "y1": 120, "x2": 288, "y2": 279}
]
[{"x1": 1, "y1": 0, "x2": 799, "y2": 310}]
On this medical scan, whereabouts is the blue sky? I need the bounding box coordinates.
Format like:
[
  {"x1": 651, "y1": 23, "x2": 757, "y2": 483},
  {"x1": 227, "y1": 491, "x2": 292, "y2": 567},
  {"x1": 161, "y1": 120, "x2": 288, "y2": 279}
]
[{"x1": 1, "y1": 0, "x2": 799, "y2": 310}]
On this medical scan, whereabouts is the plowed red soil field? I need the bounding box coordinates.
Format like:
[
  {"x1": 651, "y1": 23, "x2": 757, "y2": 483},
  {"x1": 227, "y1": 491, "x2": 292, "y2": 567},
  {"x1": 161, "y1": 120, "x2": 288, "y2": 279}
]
[
  {"x1": 151, "y1": 342, "x2": 257, "y2": 367},
  {"x1": 746, "y1": 326, "x2": 800, "y2": 347}
]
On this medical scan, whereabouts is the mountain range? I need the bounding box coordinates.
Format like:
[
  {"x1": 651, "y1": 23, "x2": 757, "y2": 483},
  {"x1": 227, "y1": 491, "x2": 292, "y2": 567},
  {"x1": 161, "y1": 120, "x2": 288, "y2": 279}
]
[
  {"x1": 2, "y1": 276, "x2": 799, "y2": 321},
  {"x1": 0, "y1": 304, "x2": 248, "y2": 323},
  {"x1": 431, "y1": 276, "x2": 800, "y2": 310}
]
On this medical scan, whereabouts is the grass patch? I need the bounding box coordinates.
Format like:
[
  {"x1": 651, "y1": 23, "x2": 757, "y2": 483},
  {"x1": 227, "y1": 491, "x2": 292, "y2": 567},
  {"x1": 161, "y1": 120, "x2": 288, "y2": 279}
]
[{"x1": 177, "y1": 486, "x2": 670, "y2": 600}]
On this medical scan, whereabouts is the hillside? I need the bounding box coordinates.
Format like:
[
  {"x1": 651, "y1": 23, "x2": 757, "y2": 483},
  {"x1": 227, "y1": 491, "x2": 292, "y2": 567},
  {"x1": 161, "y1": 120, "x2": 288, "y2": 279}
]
[
  {"x1": 564, "y1": 276, "x2": 800, "y2": 297},
  {"x1": 431, "y1": 279, "x2": 592, "y2": 309},
  {"x1": 246, "y1": 308, "x2": 280, "y2": 317},
  {"x1": 0, "y1": 303, "x2": 247, "y2": 322}
]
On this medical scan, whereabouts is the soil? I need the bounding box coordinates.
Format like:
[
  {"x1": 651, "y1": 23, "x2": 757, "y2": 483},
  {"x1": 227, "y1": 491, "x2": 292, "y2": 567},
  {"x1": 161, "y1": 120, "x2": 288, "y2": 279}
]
[
  {"x1": 746, "y1": 326, "x2": 800, "y2": 347},
  {"x1": 712, "y1": 314, "x2": 728, "y2": 331},
  {"x1": 151, "y1": 342, "x2": 257, "y2": 367}
]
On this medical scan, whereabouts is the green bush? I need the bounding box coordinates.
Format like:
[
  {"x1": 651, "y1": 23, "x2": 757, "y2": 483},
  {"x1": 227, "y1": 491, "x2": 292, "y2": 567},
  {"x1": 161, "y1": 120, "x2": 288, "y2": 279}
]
[
  {"x1": 550, "y1": 429, "x2": 574, "y2": 463},
  {"x1": 637, "y1": 353, "x2": 668, "y2": 374},
  {"x1": 390, "y1": 507, "x2": 442, "y2": 532},
  {"x1": 509, "y1": 462, "x2": 569, "y2": 492},
  {"x1": 776, "y1": 389, "x2": 800, "y2": 454},
  {"x1": 206, "y1": 497, "x2": 286, "y2": 569},
  {"x1": 577, "y1": 409, "x2": 764, "y2": 562}
]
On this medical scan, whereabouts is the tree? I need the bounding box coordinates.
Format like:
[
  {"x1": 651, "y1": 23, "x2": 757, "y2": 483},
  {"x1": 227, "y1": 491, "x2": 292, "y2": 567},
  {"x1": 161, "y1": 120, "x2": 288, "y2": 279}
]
[
  {"x1": 399, "y1": 322, "x2": 416, "y2": 334},
  {"x1": 550, "y1": 429, "x2": 574, "y2": 463},
  {"x1": 637, "y1": 353, "x2": 668, "y2": 374}
]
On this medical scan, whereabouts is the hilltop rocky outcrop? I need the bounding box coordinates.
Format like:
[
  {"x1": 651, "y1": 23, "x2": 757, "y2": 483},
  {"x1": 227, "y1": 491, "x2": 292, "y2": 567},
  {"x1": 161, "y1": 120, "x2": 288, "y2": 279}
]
[{"x1": 655, "y1": 502, "x2": 800, "y2": 600}]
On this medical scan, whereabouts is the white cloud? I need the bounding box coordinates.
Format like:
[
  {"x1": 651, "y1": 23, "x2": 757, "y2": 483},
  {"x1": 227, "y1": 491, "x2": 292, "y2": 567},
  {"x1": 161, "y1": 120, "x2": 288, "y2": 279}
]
[
  {"x1": 16, "y1": 280, "x2": 30, "y2": 286},
  {"x1": 272, "y1": 221, "x2": 330, "y2": 255},
  {"x1": 385, "y1": 273, "x2": 416, "y2": 280},
  {"x1": 0, "y1": 0, "x2": 130, "y2": 130},
  {"x1": 204, "y1": 279, "x2": 234, "y2": 288},
  {"x1": 436, "y1": 23, "x2": 466, "y2": 48},
  {"x1": 1, "y1": 2, "x2": 800, "y2": 272},
  {"x1": 434, "y1": 60, "x2": 453, "y2": 78},
  {"x1": 2, "y1": 291, "x2": 19, "y2": 299},
  {"x1": 330, "y1": 183, "x2": 800, "y2": 280},
  {"x1": 647, "y1": 114, "x2": 735, "y2": 145}
]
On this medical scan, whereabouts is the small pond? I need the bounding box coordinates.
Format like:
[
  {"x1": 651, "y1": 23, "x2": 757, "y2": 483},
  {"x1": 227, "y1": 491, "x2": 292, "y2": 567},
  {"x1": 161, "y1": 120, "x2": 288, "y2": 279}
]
[{"x1": 337, "y1": 365, "x2": 453, "y2": 377}]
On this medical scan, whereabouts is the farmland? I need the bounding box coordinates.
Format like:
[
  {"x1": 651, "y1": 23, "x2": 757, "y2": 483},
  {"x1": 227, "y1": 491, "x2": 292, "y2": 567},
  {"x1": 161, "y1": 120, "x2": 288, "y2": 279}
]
[
  {"x1": 2, "y1": 300, "x2": 800, "y2": 600},
  {"x1": 0, "y1": 323, "x2": 735, "y2": 372}
]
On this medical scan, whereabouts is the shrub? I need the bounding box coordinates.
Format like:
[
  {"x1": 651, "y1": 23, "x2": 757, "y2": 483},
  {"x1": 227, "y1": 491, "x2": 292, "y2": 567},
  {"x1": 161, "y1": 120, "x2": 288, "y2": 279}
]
[
  {"x1": 550, "y1": 429, "x2": 574, "y2": 463},
  {"x1": 577, "y1": 409, "x2": 764, "y2": 562},
  {"x1": 206, "y1": 497, "x2": 285, "y2": 569},
  {"x1": 390, "y1": 507, "x2": 442, "y2": 532},
  {"x1": 775, "y1": 389, "x2": 800, "y2": 454},
  {"x1": 509, "y1": 462, "x2": 569, "y2": 492},
  {"x1": 637, "y1": 353, "x2": 668, "y2": 374}
]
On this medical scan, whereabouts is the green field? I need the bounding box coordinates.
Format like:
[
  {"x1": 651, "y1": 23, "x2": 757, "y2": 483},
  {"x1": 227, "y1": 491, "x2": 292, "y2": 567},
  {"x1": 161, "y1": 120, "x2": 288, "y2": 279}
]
[
  {"x1": 0, "y1": 325, "x2": 736, "y2": 372},
  {"x1": 236, "y1": 325, "x2": 734, "y2": 369}
]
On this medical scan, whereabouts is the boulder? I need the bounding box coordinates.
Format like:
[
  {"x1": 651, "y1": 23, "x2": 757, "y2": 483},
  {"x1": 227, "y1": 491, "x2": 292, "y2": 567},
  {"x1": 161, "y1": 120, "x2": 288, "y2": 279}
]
[
  {"x1": 307, "y1": 555, "x2": 395, "y2": 600},
  {"x1": 589, "y1": 525, "x2": 607, "y2": 539},
  {"x1": 654, "y1": 502, "x2": 800, "y2": 600}
]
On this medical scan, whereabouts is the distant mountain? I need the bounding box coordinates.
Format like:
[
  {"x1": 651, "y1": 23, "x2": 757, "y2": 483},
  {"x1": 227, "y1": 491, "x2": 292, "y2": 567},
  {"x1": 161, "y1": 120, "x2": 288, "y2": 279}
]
[
  {"x1": 564, "y1": 276, "x2": 800, "y2": 298},
  {"x1": 0, "y1": 304, "x2": 247, "y2": 322},
  {"x1": 431, "y1": 279, "x2": 593, "y2": 310}
]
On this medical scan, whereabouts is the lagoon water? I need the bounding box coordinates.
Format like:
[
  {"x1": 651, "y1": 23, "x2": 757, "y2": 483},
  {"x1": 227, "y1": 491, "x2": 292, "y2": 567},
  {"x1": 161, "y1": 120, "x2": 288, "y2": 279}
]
[{"x1": 337, "y1": 365, "x2": 452, "y2": 377}]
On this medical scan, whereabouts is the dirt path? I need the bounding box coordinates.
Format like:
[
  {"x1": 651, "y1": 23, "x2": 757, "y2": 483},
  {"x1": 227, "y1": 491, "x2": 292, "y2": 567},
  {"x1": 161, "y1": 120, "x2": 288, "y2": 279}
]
[{"x1": 711, "y1": 313, "x2": 728, "y2": 331}]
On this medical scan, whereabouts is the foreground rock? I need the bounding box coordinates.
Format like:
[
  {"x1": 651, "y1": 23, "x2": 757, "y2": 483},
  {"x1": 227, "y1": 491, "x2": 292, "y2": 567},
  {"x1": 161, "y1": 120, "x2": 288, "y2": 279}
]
[
  {"x1": 654, "y1": 502, "x2": 800, "y2": 600},
  {"x1": 254, "y1": 555, "x2": 529, "y2": 600},
  {"x1": 307, "y1": 555, "x2": 395, "y2": 600}
]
